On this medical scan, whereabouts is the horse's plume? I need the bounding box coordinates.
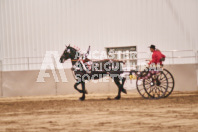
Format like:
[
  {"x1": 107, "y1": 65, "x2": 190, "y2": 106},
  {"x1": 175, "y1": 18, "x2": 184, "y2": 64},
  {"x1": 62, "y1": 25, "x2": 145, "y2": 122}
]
[
  {"x1": 73, "y1": 45, "x2": 79, "y2": 51},
  {"x1": 76, "y1": 46, "x2": 80, "y2": 51}
]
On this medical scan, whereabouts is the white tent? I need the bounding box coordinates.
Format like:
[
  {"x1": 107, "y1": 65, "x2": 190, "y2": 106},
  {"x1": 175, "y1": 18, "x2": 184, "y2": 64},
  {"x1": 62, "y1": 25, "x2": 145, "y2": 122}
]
[{"x1": 0, "y1": 0, "x2": 197, "y2": 62}]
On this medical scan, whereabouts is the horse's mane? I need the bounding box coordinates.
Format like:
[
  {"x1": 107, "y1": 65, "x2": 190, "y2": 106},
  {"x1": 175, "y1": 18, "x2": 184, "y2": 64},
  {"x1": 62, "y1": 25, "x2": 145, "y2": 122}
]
[{"x1": 67, "y1": 46, "x2": 80, "y2": 54}]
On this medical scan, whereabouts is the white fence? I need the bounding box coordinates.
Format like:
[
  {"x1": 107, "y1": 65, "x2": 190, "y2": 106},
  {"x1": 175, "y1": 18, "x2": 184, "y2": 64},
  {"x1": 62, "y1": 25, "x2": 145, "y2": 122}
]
[{"x1": 0, "y1": 50, "x2": 197, "y2": 71}]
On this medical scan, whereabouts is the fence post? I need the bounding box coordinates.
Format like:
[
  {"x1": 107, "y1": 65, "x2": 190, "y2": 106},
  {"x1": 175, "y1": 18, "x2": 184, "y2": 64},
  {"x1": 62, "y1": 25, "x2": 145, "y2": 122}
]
[
  {"x1": 0, "y1": 60, "x2": 3, "y2": 97},
  {"x1": 172, "y1": 51, "x2": 174, "y2": 64},
  {"x1": 27, "y1": 57, "x2": 29, "y2": 70},
  {"x1": 195, "y1": 51, "x2": 198, "y2": 90},
  {"x1": 196, "y1": 51, "x2": 198, "y2": 64},
  {"x1": 53, "y1": 57, "x2": 58, "y2": 95}
]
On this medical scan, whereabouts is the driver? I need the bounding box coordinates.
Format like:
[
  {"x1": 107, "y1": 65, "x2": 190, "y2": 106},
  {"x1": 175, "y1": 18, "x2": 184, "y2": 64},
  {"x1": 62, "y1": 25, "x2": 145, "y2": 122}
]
[{"x1": 148, "y1": 45, "x2": 166, "y2": 66}]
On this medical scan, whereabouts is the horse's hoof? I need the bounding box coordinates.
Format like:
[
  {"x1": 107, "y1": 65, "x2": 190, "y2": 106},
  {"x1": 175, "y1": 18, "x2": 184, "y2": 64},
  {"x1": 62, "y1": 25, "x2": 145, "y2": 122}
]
[
  {"x1": 79, "y1": 97, "x2": 85, "y2": 101},
  {"x1": 122, "y1": 89, "x2": 127, "y2": 94},
  {"x1": 114, "y1": 96, "x2": 121, "y2": 100}
]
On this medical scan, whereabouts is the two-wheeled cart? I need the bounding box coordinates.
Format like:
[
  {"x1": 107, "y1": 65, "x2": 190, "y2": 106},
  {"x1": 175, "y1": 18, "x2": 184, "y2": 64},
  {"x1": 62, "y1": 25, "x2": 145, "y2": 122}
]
[{"x1": 129, "y1": 67, "x2": 174, "y2": 99}]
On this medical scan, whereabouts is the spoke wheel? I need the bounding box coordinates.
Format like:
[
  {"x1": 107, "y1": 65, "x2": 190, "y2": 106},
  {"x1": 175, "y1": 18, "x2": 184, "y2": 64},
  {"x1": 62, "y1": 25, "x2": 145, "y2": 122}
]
[
  {"x1": 143, "y1": 71, "x2": 168, "y2": 99},
  {"x1": 136, "y1": 77, "x2": 152, "y2": 99},
  {"x1": 163, "y1": 68, "x2": 175, "y2": 98}
]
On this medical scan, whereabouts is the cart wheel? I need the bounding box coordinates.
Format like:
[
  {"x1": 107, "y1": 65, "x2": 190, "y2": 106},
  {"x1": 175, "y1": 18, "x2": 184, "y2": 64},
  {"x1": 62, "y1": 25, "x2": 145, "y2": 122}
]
[
  {"x1": 143, "y1": 71, "x2": 168, "y2": 99},
  {"x1": 163, "y1": 68, "x2": 175, "y2": 98},
  {"x1": 136, "y1": 77, "x2": 152, "y2": 99}
]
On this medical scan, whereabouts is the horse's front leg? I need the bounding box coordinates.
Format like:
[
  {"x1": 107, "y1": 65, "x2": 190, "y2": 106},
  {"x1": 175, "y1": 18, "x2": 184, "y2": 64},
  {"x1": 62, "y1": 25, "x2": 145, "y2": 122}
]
[
  {"x1": 74, "y1": 81, "x2": 88, "y2": 94},
  {"x1": 74, "y1": 81, "x2": 83, "y2": 93},
  {"x1": 79, "y1": 81, "x2": 86, "y2": 101}
]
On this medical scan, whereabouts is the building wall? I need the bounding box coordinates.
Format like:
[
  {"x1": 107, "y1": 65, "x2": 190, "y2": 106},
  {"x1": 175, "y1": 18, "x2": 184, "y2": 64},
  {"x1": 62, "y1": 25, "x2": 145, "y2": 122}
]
[
  {"x1": 0, "y1": 60, "x2": 2, "y2": 96},
  {"x1": 0, "y1": 70, "x2": 2, "y2": 97},
  {"x1": 164, "y1": 64, "x2": 198, "y2": 91},
  {"x1": 0, "y1": 64, "x2": 197, "y2": 97},
  {"x1": 0, "y1": 0, "x2": 198, "y2": 60},
  {"x1": 1, "y1": 69, "x2": 118, "y2": 97}
]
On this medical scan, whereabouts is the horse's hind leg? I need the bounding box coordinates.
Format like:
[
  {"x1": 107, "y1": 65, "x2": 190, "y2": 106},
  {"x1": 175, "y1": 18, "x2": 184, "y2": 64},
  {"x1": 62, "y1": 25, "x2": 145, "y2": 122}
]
[
  {"x1": 121, "y1": 77, "x2": 127, "y2": 94},
  {"x1": 122, "y1": 77, "x2": 126, "y2": 86},
  {"x1": 79, "y1": 81, "x2": 86, "y2": 101},
  {"x1": 112, "y1": 77, "x2": 122, "y2": 100}
]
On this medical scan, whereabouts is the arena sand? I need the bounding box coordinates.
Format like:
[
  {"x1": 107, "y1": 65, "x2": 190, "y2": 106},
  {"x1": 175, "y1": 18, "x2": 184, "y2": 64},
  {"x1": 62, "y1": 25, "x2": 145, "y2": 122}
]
[{"x1": 0, "y1": 92, "x2": 198, "y2": 132}]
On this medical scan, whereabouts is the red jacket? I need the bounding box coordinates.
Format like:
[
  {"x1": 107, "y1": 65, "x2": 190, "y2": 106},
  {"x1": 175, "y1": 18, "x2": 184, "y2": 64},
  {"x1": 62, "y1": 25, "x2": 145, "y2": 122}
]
[{"x1": 148, "y1": 50, "x2": 165, "y2": 65}]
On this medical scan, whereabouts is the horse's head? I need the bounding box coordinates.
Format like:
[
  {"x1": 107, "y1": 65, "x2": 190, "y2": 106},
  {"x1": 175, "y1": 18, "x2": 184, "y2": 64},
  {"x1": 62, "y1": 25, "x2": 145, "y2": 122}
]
[{"x1": 60, "y1": 45, "x2": 80, "y2": 63}]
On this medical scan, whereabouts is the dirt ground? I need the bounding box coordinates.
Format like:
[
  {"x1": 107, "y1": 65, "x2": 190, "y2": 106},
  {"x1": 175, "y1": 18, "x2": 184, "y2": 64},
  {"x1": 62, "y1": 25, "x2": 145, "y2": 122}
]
[{"x1": 0, "y1": 92, "x2": 198, "y2": 132}]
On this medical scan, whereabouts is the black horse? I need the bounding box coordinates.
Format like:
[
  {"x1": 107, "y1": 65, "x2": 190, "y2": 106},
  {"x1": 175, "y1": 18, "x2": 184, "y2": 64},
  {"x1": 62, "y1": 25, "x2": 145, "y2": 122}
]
[{"x1": 60, "y1": 45, "x2": 127, "y2": 101}]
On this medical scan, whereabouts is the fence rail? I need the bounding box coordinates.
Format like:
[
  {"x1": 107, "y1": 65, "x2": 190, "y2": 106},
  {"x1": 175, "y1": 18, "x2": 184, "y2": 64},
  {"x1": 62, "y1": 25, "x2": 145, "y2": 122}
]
[{"x1": 0, "y1": 50, "x2": 197, "y2": 71}]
